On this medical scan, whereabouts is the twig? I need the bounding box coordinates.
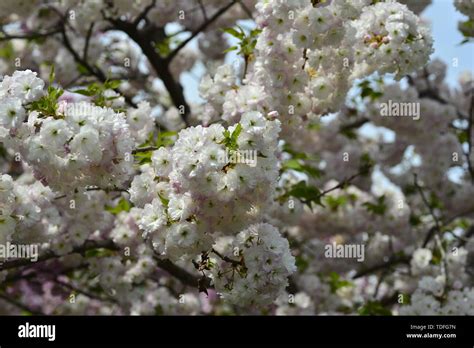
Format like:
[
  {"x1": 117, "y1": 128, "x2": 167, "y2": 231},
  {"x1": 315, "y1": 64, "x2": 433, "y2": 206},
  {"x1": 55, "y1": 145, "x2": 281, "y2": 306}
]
[
  {"x1": 352, "y1": 254, "x2": 410, "y2": 279},
  {"x1": 319, "y1": 170, "x2": 366, "y2": 197},
  {"x1": 54, "y1": 278, "x2": 117, "y2": 303},
  {"x1": 132, "y1": 146, "x2": 159, "y2": 154},
  {"x1": 60, "y1": 23, "x2": 137, "y2": 107},
  {"x1": 61, "y1": 25, "x2": 106, "y2": 81},
  {"x1": 54, "y1": 186, "x2": 129, "y2": 200},
  {"x1": 466, "y1": 91, "x2": 474, "y2": 183},
  {"x1": 154, "y1": 257, "x2": 200, "y2": 288},
  {"x1": 133, "y1": 0, "x2": 157, "y2": 27},
  {"x1": 165, "y1": 0, "x2": 237, "y2": 63},
  {"x1": 237, "y1": 0, "x2": 254, "y2": 19},
  {"x1": 0, "y1": 240, "x2": 119, "y2": 272},
  {"x1": 413, "y1": 174, "x2": 443, "y2": 247},
  {"x1": 0, "y1": 293, "x2": 43, "y2": 315},
  {"x1": 211, "y1": 248, "x2": 241, "y2": 266},
  {"x1": 83, "y1": 22, "x2": 95, "y2": 61},
  {"x1": 107, "y1": 18, "x2": 190, "y2": 122},
  {"x1": 0, "y1": 28, "x2": 61, "y2": 42},
  {"x1": 197, "y1": 0, "x2": 208, "y2": 21},
  {"x1": 339, "y1": 117, "x2": 369, "y2": 132}
]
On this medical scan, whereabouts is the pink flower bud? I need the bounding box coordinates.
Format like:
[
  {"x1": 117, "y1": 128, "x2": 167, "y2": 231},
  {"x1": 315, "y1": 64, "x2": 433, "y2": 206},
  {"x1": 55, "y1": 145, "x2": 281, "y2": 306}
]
[{"x1": 370, "y1": 42, "x2": 379, "y2": 49}]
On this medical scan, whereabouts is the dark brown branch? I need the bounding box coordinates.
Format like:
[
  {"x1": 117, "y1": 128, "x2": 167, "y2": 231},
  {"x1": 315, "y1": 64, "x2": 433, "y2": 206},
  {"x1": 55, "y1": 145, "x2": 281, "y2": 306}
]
[
  {"x1": 133, "y1": 0, "x2": 157, "y2": 26},
  {"x1": 0, "y1": 240, "x2": 118, "y2": 272},
  {"x1": 154, "y1": 257, "x2": 200, "y2": 288},
  {"x1": 60, "y1": 24, "x2": 137, "y2": 107},
  {"x1": 0, "y1": 28, "x2": 61, "y2": 42},
  {"x1": 197, "y1": 0, "x2": 208, "y2": 21},
  {"x1": 54, "y1": 278, "x2": 117, "y2": 303},
  {"x1": 83, "y1": 22, "x2": 95, "y2": 61},
  {"x1": 339, "y1": 117, "x2": 369, "y2": 132},
  {"x1": 0, "y1": 293, "x2": 43, "y2": 315},
  {"x1": 319, "y1": 170, "x2": 367, "y2": 197},
  {"x1": 165, "y1": 0, "x2": 237, "y2": 63},
  {"x1": 352, "y1": 254, "x2": 410, "y2": 279},
  {"x1": 61, "y1": 25, "x2": 106, "y2": 81},
  {"x1": 54, "y1": 186, "x2": 129, "y2": 200},
  {"x1": 457, "y1": 225, "x2": 474, "y2": 247},
  {"x1": 466, "y1": 91, "x2": 474, "y2": 183},
  {"x1": 0, "y1": 238, "x2": 203, "y2": 290},
  {"x1": 237, "y1": 0, "x2": 254, "y2": 19},
  {"x1": 132, "y1": 146, "x2": 159, "y2": 154},
  {"x1": 413, "y1": 174, "x2": 443, "y2": 247},
  {"x1": 108, "y1": 19, "x2": 190, "y2": 122},
  {"x1": 211, "y1": 248, "x2": 241, "y2": 266}
]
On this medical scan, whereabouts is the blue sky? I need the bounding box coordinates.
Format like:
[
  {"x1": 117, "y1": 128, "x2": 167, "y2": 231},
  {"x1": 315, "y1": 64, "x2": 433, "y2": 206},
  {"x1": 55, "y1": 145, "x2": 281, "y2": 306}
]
[{"x1": 425, "y1": 0, "x2": 474, "y2": 86}]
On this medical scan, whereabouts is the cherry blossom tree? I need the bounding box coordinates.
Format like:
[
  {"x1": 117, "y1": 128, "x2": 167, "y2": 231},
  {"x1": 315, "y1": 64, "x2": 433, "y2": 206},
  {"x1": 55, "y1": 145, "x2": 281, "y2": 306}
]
[{"x1": 0, "y1": 0, "x2": 473, "y2": 316}]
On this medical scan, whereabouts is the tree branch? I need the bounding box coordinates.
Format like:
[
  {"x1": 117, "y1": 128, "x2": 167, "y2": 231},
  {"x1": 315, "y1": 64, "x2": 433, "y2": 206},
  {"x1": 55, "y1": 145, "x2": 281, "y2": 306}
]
[
  {"x1": 154, "y1": 257, "x2": 200, "y2": 288},
  {"x1": 60, "y1": 23, "x2": 137, "y2": 107},
  {"x1": 352, "y1": 254, "x2": 410, "y2": 279},
  {"x1": 466, "y1": 91, "x2": 474, "y2": 183},
  {"x1": 413, "y1": 174, "x2": 443, "y2": 247},
  {"x1": 165, "y1": 0, "x2": 237, "y2": 63},
  {"x1": 0, "y1": 28, "x2": 61, "y2": 42},
  {"x1": 0, "y1": 240, "x2": 118, "y2": 272},
  {"x1": 132, "y1": 146, "x2": 159, "y2": 154},
  {"x1": 133, "y1": 0, "x2": 157, "y2": 27},
  {"x1": 108, "y1": 19, "x2": 190, "y2": 123},
  {"x1": 0, "y1": 293, "x2": 44, "y2": 315}
]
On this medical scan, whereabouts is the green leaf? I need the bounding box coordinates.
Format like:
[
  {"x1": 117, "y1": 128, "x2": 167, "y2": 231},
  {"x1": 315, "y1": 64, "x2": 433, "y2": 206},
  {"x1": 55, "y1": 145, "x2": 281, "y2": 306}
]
[
  {"x1": 328, "y1": 272, "x2": 353, "y2": 293},
  {"x1": 359, "y1": 153, "x2": 374, "y2": 175},
  {"x1": 428, "y1": 192, "x2": 443, "y2": 210},
  {"x1": 220, "y1": 123, "x2": 242, "y2": 151},
  {"x1": 158, "y1": 193, "x2": 169, "y2": 208},
  {"x1": 286, "y1": 181, "x2": 323, "y2": 209},
  {"x1": 84, "y1": 248, "x2": 115, "y2": 258},
  {"x1": 223, "y1": 46, "x2": 239, "y2": 53},
  {"x1": 399, "y1": 293, "x2": 411, "y2": 305},
  {"x1": 459, "y1": 19, "x2": 474, "y2": 39},
  {"x1": 282, "y1": 158, "x2": 322, "y2": 178},
  {"x1": 76, "y1": 63, "x2": 90, "y2": 75},
  {"x1": 134, "y1": 151, "x2": 153, "y2": 165},
  {"x1": 405, "y1": 33, "x2": 417, "y2": 43},
  {"x1": 74, "y1": 89, "x2": 95, "y2": 96},
  {"x1": 324, "y1": 195, "x2": 348, "y2": 212},
  {"x1": 49, "y1": 65, "x2": 55, "y2": 85},
  {"x1": 222, "y1": 26, "x2": 261, "y2": 59},
  {"x1": 340, "y1": 128, "x2": 358, "y2": 139},
  {"x1": 105, "y1": 197, "x2": 131, "y2": 215},
  {"x1": 431, "y1": 246, "x2": 442, "y2": 265},
  {"x1": 457, "y1": 131, "x2": 469, "y2": 144},
  {"x1": 359, "y1": 80, "x2": 383, "y2": 101},
  {"x1": 223, "y1": 27, "x2": 244, "y2": 39},
  {"x1": 363, "y1": 195, "x2": 387, "y2": 216},
  {"x1": 295, "y1": 255, "x2": 309, "y2": 272},
  {"x1": 28, "y1": 70, "x2": 64, "y2": 118},
  {"x1": 0, "y1": 42, "x2": 14, "y2": 60},
  {"x1": 104, "y1": 80, "x2": 121, "y2": 90},
  {"x1": 358, "y1": 301, "x2": 392, "y2": 316},
  {"x1": 283, "y1": 144, "x2": 310, "y2": 160},
  {"x1": 409, "y1": 213, "x2": 422, "y2": 226}
]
